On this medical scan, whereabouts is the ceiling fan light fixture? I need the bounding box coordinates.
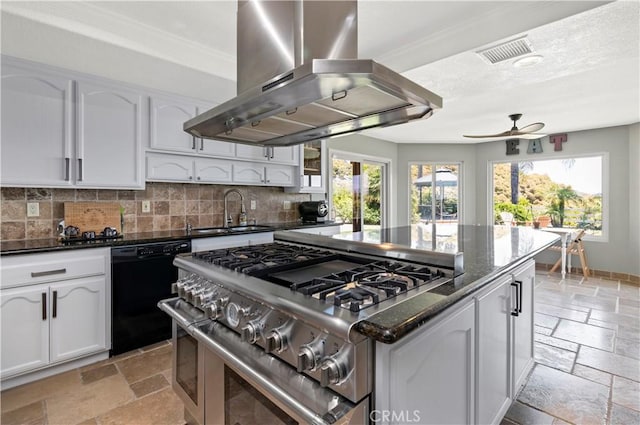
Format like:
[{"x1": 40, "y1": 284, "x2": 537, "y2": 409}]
[{"x1": 513, "y1": 55, "x2": 544, "y2": 68}]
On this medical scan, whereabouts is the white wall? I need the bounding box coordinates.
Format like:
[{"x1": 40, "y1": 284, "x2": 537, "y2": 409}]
[
  {"x1": 396, "y1": 143, "x2": 477, "y2": 226},
  {"x1": 474, "y1": 125, "x2": 638, "y2": 276}
]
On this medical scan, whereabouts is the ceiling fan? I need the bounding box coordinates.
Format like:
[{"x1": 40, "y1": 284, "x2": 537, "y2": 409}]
[{"x1": 463, "y1": 113, "x2": 546, "y2": 140}]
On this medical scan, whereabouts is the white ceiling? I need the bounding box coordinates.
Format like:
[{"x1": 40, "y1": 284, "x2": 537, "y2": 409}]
[{"x1": 2, "y1": 0, "x2": 639, "y2": 143}]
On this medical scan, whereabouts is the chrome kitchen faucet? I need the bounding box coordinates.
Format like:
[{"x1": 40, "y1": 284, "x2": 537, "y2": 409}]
[{"x1": 223, "y1": 189, "x2": 247, "y2": 227}]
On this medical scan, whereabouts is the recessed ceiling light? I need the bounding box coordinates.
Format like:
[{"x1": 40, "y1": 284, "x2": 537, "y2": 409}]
[{"x1": 513, "y1": 55, "x2": 544, "y2": 68}]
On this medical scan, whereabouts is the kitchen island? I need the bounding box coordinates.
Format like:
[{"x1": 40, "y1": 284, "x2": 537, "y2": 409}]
[{"x1": 275, "y1": 224, "x2": 559, "y2": 425}]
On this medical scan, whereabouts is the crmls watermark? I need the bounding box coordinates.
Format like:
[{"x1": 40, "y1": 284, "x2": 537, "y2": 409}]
[{"x1": 370, "y1": 410, "x2": 422, "y2": 423}]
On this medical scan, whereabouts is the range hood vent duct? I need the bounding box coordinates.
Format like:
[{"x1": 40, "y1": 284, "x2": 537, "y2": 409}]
[{"x1": 184, "y1": 0, "x2": 442, "y2": 147}]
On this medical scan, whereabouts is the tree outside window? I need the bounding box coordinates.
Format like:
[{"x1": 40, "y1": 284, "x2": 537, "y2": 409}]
[{"x1": 493, "y1": 156, "x2": 604, "y2": 237}]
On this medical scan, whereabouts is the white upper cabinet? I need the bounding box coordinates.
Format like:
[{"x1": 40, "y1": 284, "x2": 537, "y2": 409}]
[
  {"x1": 194, "y1": 158, "x2": 233, "y2": 183},
  {"x1": 1, "y1": 62, "x2": 74, "y2": 187},
  {"x1": 149, "y1": 96, "x2": 235, "y2": 158},
  {"x1": 236, "y1": 145, "x2": 299, "y2": 165},
  {"x1": 146, "y1": 153, "x2": 194, "y2": 182},
  {"x1": 232, "y1": 162, "x2": 296, "y2": 187},
  {"x1": 150, "y1": 96, "x2": 198, "y2": 152},
  {"x1": 76, "y1": 80, "x2": 144, "y2": 189},
  {"x1": 1, "y1": 58, "x2": 144, "y2": 189}
]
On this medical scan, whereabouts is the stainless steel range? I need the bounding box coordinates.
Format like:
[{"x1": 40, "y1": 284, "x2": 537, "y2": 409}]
[{"x1": 159, "y1": 232, "x2": 462, "y2": 425}]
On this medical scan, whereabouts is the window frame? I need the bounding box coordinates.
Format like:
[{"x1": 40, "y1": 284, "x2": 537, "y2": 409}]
[{"x1": 488, "y1": 152, "x2": 609, "y2": 242}]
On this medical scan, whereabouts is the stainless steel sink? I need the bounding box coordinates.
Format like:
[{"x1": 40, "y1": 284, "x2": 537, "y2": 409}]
[
  {"x1": 192, "y1": 225, "x2": 273, "y2": 235},
  {"x1": 228, "y1": 225, "x2": 273, "y2": 232},
  {"x1": 193, "y1": 227, "x2": 229, "y2": 235}
]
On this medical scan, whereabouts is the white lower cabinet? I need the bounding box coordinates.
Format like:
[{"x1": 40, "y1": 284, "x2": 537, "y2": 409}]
[
  {"x1": 475, "y1": 275, "x2": 511, "y2": 425},
  {"x1": 374, "y1": 260, "x2": 536, "y2": 425},
  {"x1": 475, "y1": 260, "x2": 535, "y2": 425},
  {"x1": 0, "y1": 285, "x2": 49, "y2": 376},
  {"x1": 511, "y1": 261, "x2": 535, "y2": 394},
  {"x1": 375, "y1": 298, "x2": 476, "y2": 425},
  {"x1": 0, "y1": 248, "x2": 110, "y2": 382},
  {"x1": 49, "y1": 276, "x2": 106, "y2": 364}
]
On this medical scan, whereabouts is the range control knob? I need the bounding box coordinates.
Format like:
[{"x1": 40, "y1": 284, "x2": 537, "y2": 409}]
[
  {"x1": 194, "y1": 289, "x2": 216, "y2": 307},
  {"x1": 297, "y1": 339, "x2": 324, "y2": 372},
  {"x1": 241, "y1": 321, "x2": 261, "y2": 344},
  {"x1": 320, "y1": 358, "x2": 345, "y2": 387},
  {"x1": 185, "y1": 286, "x2": 205, "y2": 303},
  {"x1": 204, "y1": 301, "x2": 224, "y2": 320},
  {"x1": 297, "y1": 346, "x2": 316, "y2": 372},
  {"x1": 265, "y1": 330, "x2": 287, "y2": 354}
]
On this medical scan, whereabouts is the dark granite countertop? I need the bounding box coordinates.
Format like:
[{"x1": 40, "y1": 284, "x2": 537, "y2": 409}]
[
  {"x1": 339, "y1": 224, "x2": 560, "y2": 343},
  {"x1": 0, "y1": 221, "x2": 341, "y2": 256}
]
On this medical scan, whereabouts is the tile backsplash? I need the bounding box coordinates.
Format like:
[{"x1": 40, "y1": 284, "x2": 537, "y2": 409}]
[{"x1": 1, "y1": 183, "x2": 311, "y2": 241}]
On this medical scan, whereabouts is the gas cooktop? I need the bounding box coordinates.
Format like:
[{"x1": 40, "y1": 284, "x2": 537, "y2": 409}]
[{"x1": 191, "y1": 242, "x2": 451, "y2": 312}]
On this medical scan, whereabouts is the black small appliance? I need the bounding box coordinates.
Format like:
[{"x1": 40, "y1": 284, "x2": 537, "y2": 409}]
[{"x1": 299, "y1": 200, "x2": 328, "y2": 223}]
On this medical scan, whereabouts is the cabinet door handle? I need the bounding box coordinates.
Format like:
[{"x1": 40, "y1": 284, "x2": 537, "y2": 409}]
[
  {"x1": 269, "y1": 147, "x2": 274, "y2": 159},
  {"x1": 192, "y1": 136, "x2": 196, "y2": 150},
  {"x1": 515, "y1": 280, "x2": 523, "y2": 313},
  {"x1": 263, "y1": 147, "x2": 269, "y2": 158},
  {"x1": 64, "y1": 157, "x2": 70, "y2": 181},
  {"x1": 31, "y1": 268, "x2": 66, "y2": 278},
  {"x1": 510, "y1": 282, "x2": 519, "y2": 317},
  {"x1": 42, "y1": 292, "x2": 47, "y2": 320},
  {"x1": 200, "y1": 138, "x2": 204, "y2": 151},
  {"x1": 52, "y1": 291, "x2": 58, "y2": 318},
  {"x1": 78, "y1": 158, "x2": 83, "y2": 181}
]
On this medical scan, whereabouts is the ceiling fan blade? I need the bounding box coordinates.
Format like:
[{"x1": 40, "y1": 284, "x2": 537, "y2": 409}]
[
  {"x1": 516, "y1": 132, "x2": 547, "y2": 140},
  {"x1": 518, "y1": 122, "x2": 545, "y2": 133},
  {"x1": 463, "y1": 130, "x2": 512, "y2": 139}
]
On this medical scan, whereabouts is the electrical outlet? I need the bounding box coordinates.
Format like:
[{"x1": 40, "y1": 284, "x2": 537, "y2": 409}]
[
  {"x1": 27, "y1": 202, "x2": 39, "y2": 217},
  {"x1": 283, "y1": 200, "x2": 291, "y2": 210},
  {"x1": 250, "y1": 200, "x2": 257, "y2": 210},
  {"x1": 142, "y1": 200, "x2": 151, "y2": 213}
]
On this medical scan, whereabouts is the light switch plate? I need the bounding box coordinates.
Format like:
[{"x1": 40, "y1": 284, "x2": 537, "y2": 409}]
[
  {"x1": 283, "y1": 201, "x2": 291, "y2": 210},
  {"x1": 27, "y1": 202, "x2": 39, "y2": 217},
  {"x1": 142, "y1": 200, "x2": 151, "y2": 213},
  {"x1": 250, "y1": 200, "x2": 257, "y2": 210}
]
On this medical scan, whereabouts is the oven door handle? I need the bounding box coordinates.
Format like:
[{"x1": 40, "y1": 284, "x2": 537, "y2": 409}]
[
  {"x1": 157, "y1": 298, "x2": 208, "y2": 333},
  {"x1": 191, "y1": 323, "x2": 349, "y2": 425}
]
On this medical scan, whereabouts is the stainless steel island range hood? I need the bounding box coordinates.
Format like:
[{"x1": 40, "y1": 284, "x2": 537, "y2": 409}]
[{"x1": 184, "y1": 0, "x2": 442, "y2": 147}]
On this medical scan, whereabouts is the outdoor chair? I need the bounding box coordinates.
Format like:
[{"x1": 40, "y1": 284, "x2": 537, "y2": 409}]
[{"x1": 549, "y1": 228, "x2": 590, "y2": 277}]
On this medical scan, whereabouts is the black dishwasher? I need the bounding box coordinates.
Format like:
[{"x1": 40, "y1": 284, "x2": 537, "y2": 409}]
[{"x1": 111, "y1": 240, "x2": 191, "y2": 355}]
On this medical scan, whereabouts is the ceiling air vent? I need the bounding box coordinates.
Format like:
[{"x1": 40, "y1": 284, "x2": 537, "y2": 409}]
[{"x1": 477, "y1": 36, "x2": 533, "y2": 64}]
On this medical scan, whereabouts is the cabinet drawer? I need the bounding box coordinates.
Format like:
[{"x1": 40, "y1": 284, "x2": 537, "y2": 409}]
[{"x1": 1, "y1": 248, "x2": 109, "y2": 289}]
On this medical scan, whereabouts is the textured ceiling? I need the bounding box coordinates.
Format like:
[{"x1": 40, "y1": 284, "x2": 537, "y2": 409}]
[{"x1": 2, "y1": 0, "x2": 638, "y2": 143}]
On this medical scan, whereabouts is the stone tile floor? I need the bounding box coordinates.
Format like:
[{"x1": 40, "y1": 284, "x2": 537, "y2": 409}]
[
  {"x1": 1, "y1": 271, "x2": 637, "y2": 425},
  {"x1": 0, "y1": 341, "x2": 185, "y2": 425},
  {"x1": 503, "y1": 272, "x2": 640, "y2": 425}
]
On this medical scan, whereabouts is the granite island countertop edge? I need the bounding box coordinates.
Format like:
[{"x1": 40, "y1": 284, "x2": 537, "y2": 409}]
[{"x1": 354, "y1": 237, "x2": 559, "y2": 344}]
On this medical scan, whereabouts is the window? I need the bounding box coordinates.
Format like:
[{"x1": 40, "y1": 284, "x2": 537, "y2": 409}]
[
  {"x1": 330, "y1": 152, "x2": 388, "y2": 233},
  {"x1": 409, "y1": 163, "x2": 461, "y2": 225},
  {"x1": 491, "y1": 155, "x2": 607, "y2": 239}
]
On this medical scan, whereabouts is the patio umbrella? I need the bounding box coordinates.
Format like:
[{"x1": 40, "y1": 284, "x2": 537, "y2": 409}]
[
  {"x1": 413, "y1": 168, "x2": 458, "y2": 218},
  {"x1": 413, "y1": 168, "x2": 458, "y2": 188}
]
